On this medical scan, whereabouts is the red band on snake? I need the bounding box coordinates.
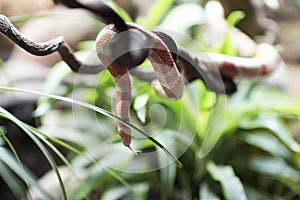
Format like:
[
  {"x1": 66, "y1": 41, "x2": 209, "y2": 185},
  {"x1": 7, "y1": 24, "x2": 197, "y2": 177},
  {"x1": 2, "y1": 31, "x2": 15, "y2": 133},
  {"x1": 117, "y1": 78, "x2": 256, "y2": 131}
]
[
  {"x1": 198, "y1": 43, "x2": 283, "y2": 78},
  {"x1": 96, "y1": 22, "x2": 184, "y2": 150}
]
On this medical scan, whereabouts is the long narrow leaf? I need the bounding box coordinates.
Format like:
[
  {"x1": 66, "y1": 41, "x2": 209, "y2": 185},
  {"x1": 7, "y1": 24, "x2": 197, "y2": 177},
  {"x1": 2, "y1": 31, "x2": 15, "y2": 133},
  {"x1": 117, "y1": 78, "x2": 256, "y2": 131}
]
[
  {"x1": 248, "y1": 156, "x2": 300, "y2": 194},
  {"x1": 35, "y1": 61, "x2": 71, "y2": 117},
  {"x1": 22, "y1": 124, "x2": 79, "y2": 180},
  {"x1": 198, "y1": 97, "x2": 227, "y2": 158},
  {"x1": 207, "y1": 161, "x2": 247, "y2": 200},
  {"x1": 9, "y1": 15, "x2": 50, "y2": 24},
  {"x1": 156, "y1": 130, "x2": 177, "y2": 200},
  {"x1": 199, "y1": 182, "x2": 220, "y2": 200},
  {"x1": 0, "y1": 147, "x2": 53, "y2": 200},
  {"x1": 0, "y1": 161, "x2": 26, "y2": 198},
  {"x1": 240, "y1": 114, "x2": 300, "y2": 153},
  {"x1": 0, "y1": 86, "x2": 182, "y2": 168},
  {"x1": 0, "y1": 107, "x2": 67, "y2": 199},
  {"x1": 0, "y1": 129, "x2": 33, "y2": 198},
  {"x1": 21, "y1": 121, "x2": 134, "y2": 198},
  {"x1": 28, "y1": 122, "x2": 133, "y2": 199},
  {"x1": 241, "y1": 131, "x2": 293, "y2": 161}
]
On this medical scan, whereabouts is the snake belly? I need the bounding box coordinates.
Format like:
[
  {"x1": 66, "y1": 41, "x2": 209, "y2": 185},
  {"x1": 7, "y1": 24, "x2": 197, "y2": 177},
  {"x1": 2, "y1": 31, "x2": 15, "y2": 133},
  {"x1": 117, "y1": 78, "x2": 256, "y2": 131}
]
[{"x1": 95, "y1": 22, "x2": 184, "y2": 149}]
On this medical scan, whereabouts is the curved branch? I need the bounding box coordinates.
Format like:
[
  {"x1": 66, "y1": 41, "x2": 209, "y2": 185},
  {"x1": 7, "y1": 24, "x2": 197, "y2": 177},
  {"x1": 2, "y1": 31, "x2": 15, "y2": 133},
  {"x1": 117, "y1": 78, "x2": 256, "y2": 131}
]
[
  {"x1": 0, "y1": 14, "x2": 103, "y2": 74},
  {"x1": 0, "y1": 14, "x2": 63, "y2": 56}
]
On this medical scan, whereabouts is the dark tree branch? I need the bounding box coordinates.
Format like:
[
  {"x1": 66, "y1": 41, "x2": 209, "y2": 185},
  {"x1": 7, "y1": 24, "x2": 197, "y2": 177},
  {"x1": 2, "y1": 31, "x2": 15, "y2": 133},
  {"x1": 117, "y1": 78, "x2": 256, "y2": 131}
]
[
  {"x1": 58, "y1": 0, "x2": 128, "y2": 32},
  {"x1": 57, "y1": 42, "x2": 104, "y2": 74},
  {"x1": 0, "y1": 14, "x2": 103, "y2": 74},
  {"x1": 0, "y1": 13, "x2": 236, "y2": 94},
  {"x1": 0, "y1": 14, "x2": 63, "y2": 56},
  {"x1": 219, "y1": 0, "x2": 279, "y2": 44}
]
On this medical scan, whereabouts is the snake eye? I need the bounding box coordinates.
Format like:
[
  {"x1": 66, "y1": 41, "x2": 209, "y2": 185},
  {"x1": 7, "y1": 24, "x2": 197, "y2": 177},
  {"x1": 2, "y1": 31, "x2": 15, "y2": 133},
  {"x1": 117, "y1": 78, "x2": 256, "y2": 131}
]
[{"x1": 109, "y1": 29, "x2": 149, "y2": 69}]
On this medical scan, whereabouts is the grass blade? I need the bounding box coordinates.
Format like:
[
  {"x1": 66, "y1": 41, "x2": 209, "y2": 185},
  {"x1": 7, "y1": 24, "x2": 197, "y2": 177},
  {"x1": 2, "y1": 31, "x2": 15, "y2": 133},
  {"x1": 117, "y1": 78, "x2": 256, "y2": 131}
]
[
  {"x1": 0, "y1": 107, "x2": 68, "y2": 200},
  {"x1": 207, "y1": 161, "x2": 247, "y2": 200},
  {"x1": 0, "y1": 129, "x2": 33, "y2": 198},
  {"x1": 0, "y1": 161, "x2": 26, "y2": 198},
  {"x1": 0, "y1": 86, "x2": 183, "y2": 168},
  {"x1": 199, "y1": 182, "x2": 220, "y2": 200},
  {"x1": 0, "y1": 147, "x2": 53, "y2": 200}
]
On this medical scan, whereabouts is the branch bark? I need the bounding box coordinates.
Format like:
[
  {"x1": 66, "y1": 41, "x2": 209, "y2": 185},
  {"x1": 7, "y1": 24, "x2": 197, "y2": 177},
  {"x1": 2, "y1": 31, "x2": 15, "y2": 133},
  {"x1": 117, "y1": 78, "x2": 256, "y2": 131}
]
[{"x1": 0, "y1": 14, "x2": 103, "y2": 74}]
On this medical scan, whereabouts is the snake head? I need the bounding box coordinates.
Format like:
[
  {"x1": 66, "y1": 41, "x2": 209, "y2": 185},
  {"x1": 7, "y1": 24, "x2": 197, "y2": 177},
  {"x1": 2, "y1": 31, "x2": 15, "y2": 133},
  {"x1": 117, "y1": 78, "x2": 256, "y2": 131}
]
[{"x1": 108, "y1": 29, "x2": 150, "y2": 69}]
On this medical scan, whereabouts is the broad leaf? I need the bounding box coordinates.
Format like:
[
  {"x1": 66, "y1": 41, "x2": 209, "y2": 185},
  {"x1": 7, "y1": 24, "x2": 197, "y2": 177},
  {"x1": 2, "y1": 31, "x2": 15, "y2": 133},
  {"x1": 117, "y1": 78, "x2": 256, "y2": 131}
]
[{"x1": 207, "y1": 161, "x2": 247, "y2": 200}]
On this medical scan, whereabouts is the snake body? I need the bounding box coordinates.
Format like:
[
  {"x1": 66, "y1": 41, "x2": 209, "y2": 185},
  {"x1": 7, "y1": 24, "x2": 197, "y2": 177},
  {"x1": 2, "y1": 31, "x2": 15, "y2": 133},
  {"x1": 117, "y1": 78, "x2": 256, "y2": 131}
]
[
  {"x1": 96, "y1": 22, "x2": 283, "y2": 150},
  {"x1": 96, "y1": 23, "x2": 184, "y2": 149},
  {"x1": 200, "y1": 43, "x2": 282, "y2": 78}
]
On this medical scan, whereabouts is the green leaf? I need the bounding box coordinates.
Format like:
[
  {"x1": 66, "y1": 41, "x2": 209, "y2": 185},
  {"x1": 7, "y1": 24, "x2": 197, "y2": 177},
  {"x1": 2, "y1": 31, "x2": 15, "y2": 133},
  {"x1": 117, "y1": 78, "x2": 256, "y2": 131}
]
[
  {"x1": 244, "y1": 186, "x2": 269, "y2": 200},
  {"x1": 0, "y1": 129, "x2": 34, "y2": 197},
  {"x1": 137, "y1": 0, "x2": 175, "y2": 28},
  {"x1": 101, "y1": 184, "x2": 148, "y2": 200},
  {"x1": 226, "y1": 11, "x2": 245, "y2": 27},
  {"x1": 199, "y1": 182, "x2": 220, "y2": 200},
  {"x1": 248, "y1": 156, "x2": 300, "y2": 193},
  {"x1": 70, "y1": 166, "x2": 106, "y2": 200},
  {"x1": 35, "y1": 61, "x2": 71, "y2": 117},
  {"x1": 0, "y1": 58, "x2": 4, "y2": 68},
  {"x1": 156, "y1": 130, "x2": 177, "y2": 200},
  {"x1": 101, "y1": 186, "x2": 129, "y2": 200},
  {"x1": 9, "y1": 15, "x2": 49, "y2": 24},
  {"x1": 76, "y1": 40, "x2": 95, "y2": 51},
  {"x1": 240, "y1": 114, "x2": 300, "y2": 153},
  {"x1": 228, "y1": 82, "x2": 300, "y2": 117},
  {"x1": 207, "y1": 161, "x2": 247, "y2": 200},
  {"x1": 103, "y1": 0, "x2": 133, "y2": 22},
  {"x1": 249, "y1": 156, "x2": 300, "y2": 181},
  {"x1": 0, "y1": 107, "x2": 68, "y2": 199},
  {"x1": 198, "y1": 97, "x2": 227, "y2": 158},
  {"x1": 0, "y1": 147, "x2": 53, "y2": 200},
  {"x1": 0, "y1": 86, "x2": 183, "y2": 168},
  {"x1": 217, "y1": 11, "x2": 245, "y2": 56},
  {"x1": 241, "y1": 131, "x2": 293, "y2": 161},
  {"x1": 0, "y1": 161, "x2": 26, "y2": 199},
  {"x1": 157, "y1": 3, "x2": 204, "y2": 32},
  {"x1": 133, "y1": 94, "x2": 149, "y2": 123},
  {"x1": 23, "y1": 124, "x2": 76, "y2": 176},
  {"x1": 178, "y1": 170, "x2": 193, "y2": 200},
  {"x1": 220, "y1": 31, "x2": 237, "y2": 56}
]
